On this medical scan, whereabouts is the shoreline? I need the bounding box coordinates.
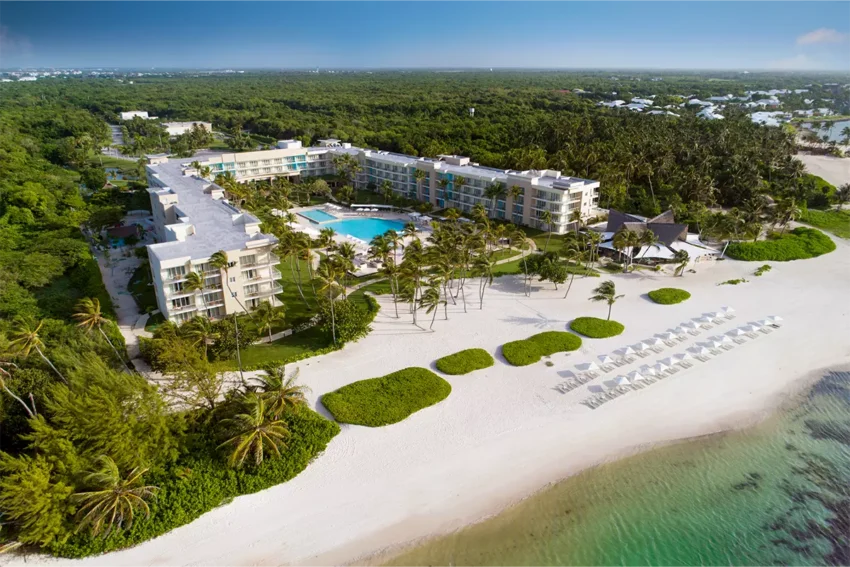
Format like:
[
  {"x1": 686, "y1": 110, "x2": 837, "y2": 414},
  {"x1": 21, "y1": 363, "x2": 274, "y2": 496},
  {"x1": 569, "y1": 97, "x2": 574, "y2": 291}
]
[
  {"x1": 9, "y1": 232, "x2": 849, "y2": 567},
  {"x1": 332, "y1": 363, "x2": 839, "y2": 567}
]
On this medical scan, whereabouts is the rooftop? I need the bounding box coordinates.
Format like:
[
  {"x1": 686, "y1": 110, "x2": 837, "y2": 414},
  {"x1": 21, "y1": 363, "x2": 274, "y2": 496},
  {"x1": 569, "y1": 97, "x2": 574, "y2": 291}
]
[{"x1": 147, "y1": 158, "x2": 277, "y2": 262}]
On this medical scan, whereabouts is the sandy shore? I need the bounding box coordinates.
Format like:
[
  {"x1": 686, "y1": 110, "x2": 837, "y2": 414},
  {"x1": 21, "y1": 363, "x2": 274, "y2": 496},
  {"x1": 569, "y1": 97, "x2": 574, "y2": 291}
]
[
  {"x1": 796, "y1": 152, "x2": 850, "y2": 187},
  {"x1": 14, "y1": 233, "x2": 850, "y2": 567}
]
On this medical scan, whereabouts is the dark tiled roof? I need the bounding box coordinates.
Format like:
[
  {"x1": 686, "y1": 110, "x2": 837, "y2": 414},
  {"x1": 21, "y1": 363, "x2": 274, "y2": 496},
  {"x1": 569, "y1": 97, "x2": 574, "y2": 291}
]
[
  {"x1": 606, "y1": 209, "x2": 646, "y2": 232},
  {"x1": 648, "y1": 222, "x2": 688, "y2": 245},
  {"x1": 606, "y1": 209, "x2": 687, "y2": 245},
  {"x1": 648, "y1": 210, "x2": 676, "y2": 224}
]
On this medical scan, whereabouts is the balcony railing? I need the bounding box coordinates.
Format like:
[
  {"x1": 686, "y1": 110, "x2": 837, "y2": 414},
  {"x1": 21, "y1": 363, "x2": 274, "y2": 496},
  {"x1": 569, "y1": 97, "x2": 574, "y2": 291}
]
[{"x1": 170, "y1": 303, "x2": 197, "y2": 313}]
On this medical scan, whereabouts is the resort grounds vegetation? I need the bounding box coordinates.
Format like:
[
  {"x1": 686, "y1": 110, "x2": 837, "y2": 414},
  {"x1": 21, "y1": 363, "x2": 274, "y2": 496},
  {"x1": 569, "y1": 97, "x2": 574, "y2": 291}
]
[
  {"x1": 720, "y1": 278, "x2": 749, "y2": 286},
  {"x1": 570, "y1": 317, "x2": 626, "y2": 339},
  {"x1": 754, "y1": 264, "x2": 772, "y2": 276},
  {"x1": 435, "y1": 348, "x2": 495, "y2": 375},
  {"x1": 798, "y1": 208, "x2": 850, "y2": 239},
  {"x1": 725, "y1": 227, "x2": 836, "y2": 261},
  {"x1": 321, "y1": 367, "x2": 452, "y2": 427},
  {"x1": 648, "y1": 288, "x2": 692, "y2": 305},
  {"x1": 501, "y1": 331, "x2": 582, "y2": 366}
]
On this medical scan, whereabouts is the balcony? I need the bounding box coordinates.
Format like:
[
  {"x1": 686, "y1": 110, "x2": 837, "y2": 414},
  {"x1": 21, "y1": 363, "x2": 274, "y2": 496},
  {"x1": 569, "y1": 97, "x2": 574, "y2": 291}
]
[
  {"x1": 170, "y1": 302, "x2": 197, "y2": 313},
  {"x1": 164, "y1": 273, "x2": 188, "y2": 282}
]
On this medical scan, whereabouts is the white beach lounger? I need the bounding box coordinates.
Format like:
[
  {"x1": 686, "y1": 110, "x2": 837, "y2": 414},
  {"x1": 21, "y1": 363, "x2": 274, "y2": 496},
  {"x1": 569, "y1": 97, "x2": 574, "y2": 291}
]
[
  {"x1": 688, "y1": 329, "x2": 700, "y2": 336},
  {"x1": 745, "y1": 332, "x2": 758, "y2": 339},
  {"x1": 759, "y1": 327, "x2": 772, "y2": 334},
  {"x1": 651, "y1": 346, "x2": 664, "y2": 353},
  {"x1": 721, "y1": 344, "x2": 734, "y2": 351}
]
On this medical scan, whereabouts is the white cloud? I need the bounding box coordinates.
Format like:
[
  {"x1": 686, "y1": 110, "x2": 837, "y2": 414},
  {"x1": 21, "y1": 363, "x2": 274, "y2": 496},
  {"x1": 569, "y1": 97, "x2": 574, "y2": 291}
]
[
  {"x1": 768, "y1": 54, "x2": 821, "y2": 70},
  {"x1": 796, "y1": 28, "x2": 848, "y2": 45}
]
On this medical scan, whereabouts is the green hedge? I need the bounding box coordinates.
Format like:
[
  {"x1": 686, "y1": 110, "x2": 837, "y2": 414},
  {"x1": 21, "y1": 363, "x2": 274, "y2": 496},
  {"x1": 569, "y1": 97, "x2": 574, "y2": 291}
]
[
  {"x1": 570, "y1": 317, "x2": 625, "y2": 338},
  {"x1": 647, "y1": 288, "x2": 691, "y2": 305},
  {"x1": 501, "y1": 331, "x2": 582, "y2": 366},
  {"x1": 725, "y1": 227, "x2": 835, "y2": 261},
  {"x1": 47, "y1": 407, "x2": 339, "y2": 557},
  {"x1": 435, "y1": 348, "x2": 495, "y2": 375},
  {"x1": 321, "y1": 367, "x2": 451, "y2": 427}
]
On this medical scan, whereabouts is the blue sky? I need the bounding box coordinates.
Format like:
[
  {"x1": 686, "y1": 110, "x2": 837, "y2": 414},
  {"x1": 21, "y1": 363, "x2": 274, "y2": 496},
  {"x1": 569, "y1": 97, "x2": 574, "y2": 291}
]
[{"x1": 1, "y1": 2, "x2": 849, "y2": 71}]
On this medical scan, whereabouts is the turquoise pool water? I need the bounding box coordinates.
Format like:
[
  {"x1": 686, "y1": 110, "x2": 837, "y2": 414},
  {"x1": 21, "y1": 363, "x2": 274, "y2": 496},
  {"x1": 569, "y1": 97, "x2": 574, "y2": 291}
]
[
  {"x1": 299, "y1": 209, "x2": 338, "y2": 223},
  {"x1": 326, "y1": 218, "x2": 407, "y2": 241}
]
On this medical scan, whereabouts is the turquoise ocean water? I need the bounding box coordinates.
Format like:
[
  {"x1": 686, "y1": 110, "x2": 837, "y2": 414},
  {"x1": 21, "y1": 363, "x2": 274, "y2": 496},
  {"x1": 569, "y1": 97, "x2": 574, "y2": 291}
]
[{"x1": 387, "y1": 370, "x2": 850, "y2": 566}]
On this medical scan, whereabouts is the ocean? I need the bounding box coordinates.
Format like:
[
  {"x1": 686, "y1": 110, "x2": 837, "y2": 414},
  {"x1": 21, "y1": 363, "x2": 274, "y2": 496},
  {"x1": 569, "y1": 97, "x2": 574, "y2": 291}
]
[{"x1": 386, "y1": 369, "x2": 850, "y2": 566}]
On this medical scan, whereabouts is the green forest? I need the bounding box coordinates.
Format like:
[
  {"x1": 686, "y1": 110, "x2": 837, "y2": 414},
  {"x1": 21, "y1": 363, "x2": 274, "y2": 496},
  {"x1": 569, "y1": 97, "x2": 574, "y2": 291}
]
[{"x1": 0, "y1": 70, "x2": 847, "y2": 557}]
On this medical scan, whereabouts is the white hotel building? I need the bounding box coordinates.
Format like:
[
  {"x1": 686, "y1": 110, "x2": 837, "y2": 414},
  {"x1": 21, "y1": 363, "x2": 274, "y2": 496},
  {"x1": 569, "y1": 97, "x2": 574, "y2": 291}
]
[{"x1": 146, "y1": 141, "x2": 599, "y2": 323}]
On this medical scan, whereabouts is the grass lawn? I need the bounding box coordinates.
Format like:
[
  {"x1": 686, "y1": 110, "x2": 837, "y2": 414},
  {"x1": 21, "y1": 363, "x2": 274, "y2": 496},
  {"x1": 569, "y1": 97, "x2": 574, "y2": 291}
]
[
  {"x1": 799, "y1": 209, "x2": 850, "y2": 239},
  {"x1": 225, "y1": 327, "x2": 330, "y2": 370},
  {"x1": 570, "y1": 317, "x2": 625, "y2": 338},
  {"x1": 435, "y1": 348, "x2": 495, "y2": 375},
  {"x1": 501, "y1": 331, "x2": 582, "y2": 366},
  {"x1": 648, "y1": 288, "x2": 691, "y2": 305},
  {"x1": 128, "y1": 264, "x2": 157, "y2": 314},
  {"x1": 276, "y1": 258, "x2": 322, "y2": 326},
  {"x1": 91, "y1": 155, "x2": 138, "y2": 170},
  {"x1": 489, "y1": 247, "x2": 518, "y2": 262},
  {"x1": 144, "y1": 312, "x2": 166, "y2": 332},
  {"x1": 726, "y1": 227, "x2": 835, "y2": 261},
  {"x1": 348, "y1": 280, "x2": 393, "y2": 310}
]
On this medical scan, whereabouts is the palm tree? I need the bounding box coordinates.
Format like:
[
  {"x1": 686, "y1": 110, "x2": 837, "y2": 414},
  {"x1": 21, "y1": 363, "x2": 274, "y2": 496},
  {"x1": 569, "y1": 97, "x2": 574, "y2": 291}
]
[
  {"x1": 384, "y1": 229, "x2": 403, "y2": 264},
  {"x1": 218, "y1": 394, "x2": 290, "y2": 468},
  {"x1": 414, "y1": 168, "x2": 427, "y2": 202},
  {"x1": 589, "y1": 280, "x2": 624, "y2": 321},
  {"x1": 484, "y1": 182, "x2": 505, "y2": 219},
  {"x1": 612, "y1": 228, "x2": 630, "y2": 268},
  {"x1": 276, "y1": 233, "x2": 309, "y2": 307},
  {"x1": 403, "y1": 222, "x2": 417, "y2": 239},
  {"x1": 836, "y1": 183, "x2": 850, "y2": 206},
  {"x1": 445, "y1": 208, "x2": 461, "y2": 222},
  {"x1": 8, "y1": 317, "x2": 66, "y2": 383},
  {"x1": 183, "y1": 316, "x2": 219, "y2": 358},
  {"x1": 473, "y1": 254, "x2": 494, "y2": 309},
  {"x1": 209, "y1": 251, "x2": 246, "y2": 382},
  {"x1": 637, "y1": 230, "x2": 660, "y2": 260},
  {"x1": 511, "y1": 226, "x2": 531, "y2": 296},
  {"x1": 471, "y1": 203, "x2": 488, "y2": 224},
  {"x1": 380, "y1": 179, "x2": 394, "y2": 204},
  {"x1": 318, "y1": 227, "x2": 336, "y2": 252},
  {"x1": 72, "y1": 456, "x2": 158, "y2": 537},
  {"x1": 0, "y1": 362, "x2": 36, "y2": 418},
  {"x1": 841, "y1": 126, "x2": 850, "y2": 146},
  {"x1": 419, "y1": 281, "x2": 444, "y2": 331},
  {"x1": 316, "y1": 260, "x2": 341, "y2": 344},
  {"x1": 381, "y1": 260, "x2": 401, "y2": 319},
  {"x1": 673, "y1": 250, "x2": 690, "y2": 277},
  {"x1": 507, "y1": 185, "x2": 523, "y2": 224},
  {"x1": 569, "y1": 209, "x2": 583, "y2": 236},
  {"x1": 73, "y1": 298, "x2": 132, "y2": 373},
  {"x1": 294, "y1": 232, "x2": 318, "y2": 300},
  {"x1": 541, "y1": 210, "x2": 554, "y2": 251},
  {"x1": 256, "y1": 365, "x2": 309, "y2": 419},
  {"x1": 452, "y1": 175, "x2": 466, "y2": 208},
  {"x1": 775, "y1": 197, "x2": 801, "y2": 234},
  {"x1": 561, "y1": 241, "x2": 581, "y2": 300},
  {"x1": 254, "y1": 301, "x2": 285, "y2": 342}
]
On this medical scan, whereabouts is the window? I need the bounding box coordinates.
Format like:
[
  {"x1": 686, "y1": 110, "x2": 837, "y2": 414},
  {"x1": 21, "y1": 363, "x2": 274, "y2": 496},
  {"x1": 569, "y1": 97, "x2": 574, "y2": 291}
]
[
  {"x1": 241, "y1": 254, "x2": 257, "y2": 267},
  {"x1": 244, "y1": 269, "x2": 257, "y2": 280},
  {"x1": 203, "y1": 291, "x2": 223, "y2": 304},
  {"x1": 205, "y1": 275, "x2": 222, "y2": 289},
  {"x1": 171, "y1": 296, "x2": 193, "y2": 309},
  {"x1": 165, "y1": 266, "x2": 186, "y2": 280},
  {"x1": 230, "y1": 276, "x2": 236, "y2": 283},
  {"x1": 205, "y1": 307, "x2": 223, "y2": 319},
  {"x1": 173, "y1": 312, "x2": 193, "y2": 324},
  {"x1": 170, "y1": 282, "x2": 184, "y2": 294},
  {"x1": 244, "y1": 283, "x2": 259, "y2": 296}
]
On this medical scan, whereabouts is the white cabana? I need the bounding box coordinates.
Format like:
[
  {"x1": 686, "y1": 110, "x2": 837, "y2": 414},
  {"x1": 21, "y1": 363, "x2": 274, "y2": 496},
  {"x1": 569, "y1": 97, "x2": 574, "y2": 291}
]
[
  {"x1": 408, "y1": 211, "x2": 421, "y2": 217},
  {"x1": 614, "y1": 376, "x2": 632, "y2": 386},
  {"x1": 721, "y1": 306, "x2": 736, "y2": 314},
  {"x1": 420, "y1": 216, "x2": 432, "y2": 223},
  {"x1": 705, "y1": 340, "x2": 724, "y2": 350},
  {"x1": 673, "y1": 353, "x2": 692, "y2": 362},
  {"x1": 640, "y1": 365, "x2": 658, "y2": 376},
  {"x1": 654, "y1": 362, "x2": 670, "y2": 373},
  {"x1": 681, "y1": 321, "x2": 698, "y2": 330},
  {"x1": 767, "y1": 315, "x2": 783, "y2": 325},
  {"x1": 697, "y1": 316, "x2": 713, "y2": 324},
  {"x1": 618, "y1": 346, "x2": 636, "y2": 357},
  {"x1": 740, "y1": 325, "x2": 759, "y2": 333},
  {"x1": 632, "y1": 343, "x2": 648, "y2": 352},
  {"x1": 672, "y1": 326, "x2": 686, "y2": 335},
  {"x1": 727, "y1": 328, "x2": 747, "y2": 337},
  {"x1": 748, "y1": 321, "x2": 763, "y2": 329},
  {"x1": 658, "y1": 331, "x2": 677, "y2": 341},
  {"x1": 660, "y1": 357, "x2": 676, "y2": 367},
  {"x1": 627, "y1": 370, "x2": 646, "y2": 381},
  {"x1": 577, "y1": 362, "x2": 600, "y2": 372},
  {"x1": 646, "y1": 338, "x2": 664, "y2": 346},
  {"x1": 690, "y1": 346, "x2": 712, "y2": 356},
  {"x1": 598, "y1": 354, "x2": 617, "y2": 365}
]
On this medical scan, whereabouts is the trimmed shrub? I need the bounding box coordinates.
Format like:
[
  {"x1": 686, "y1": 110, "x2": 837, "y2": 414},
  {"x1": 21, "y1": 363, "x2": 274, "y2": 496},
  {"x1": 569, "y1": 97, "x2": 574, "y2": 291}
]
[
  {"x1": 570, "y1": 317, "x2": 625, "y2": 339},
  {"x1": 501, "y1": 331, "x2": 582, "y2": 366},
  {"x1": 648, "y1": 288, "x2": 691, "y2": 305},
  {"x1": 322, "y1": 367, "x2": 451, "y2": 427},
  {"x1": 725, "y1": 227, "x2": 835, "y2": 261},
  {"x1": 435, "y1": 348, "x2": 494, "y2": 375},
  {"x1": 753, "y1": 264, "x2": 772, "y2": 276}
]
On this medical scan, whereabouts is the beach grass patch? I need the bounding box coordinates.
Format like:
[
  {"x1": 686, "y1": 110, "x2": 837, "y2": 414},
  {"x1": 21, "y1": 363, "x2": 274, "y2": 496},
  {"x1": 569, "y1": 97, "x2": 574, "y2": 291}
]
[
  {"x1": 569, "y1": 317, "x2": 625, "y2": 339},
  {"x1": 435, "y1": 348, "x2": 494, "y2": 375},
  {"x1": 648, "y1": 288, "x2": 691, "y2": 305},
  {"x1": 799, "y1": 208, "x2": 850, "y2": 239},
  {"x1": 321, "y1": 367, "x2": 451, "y2": 427},
  {"x1": 501, "y1": 331, "x2": 582, "y2": 366},
  {"x1": 725, "y1": 227, "x2": 835, "y2": 261},
  {"x1": 719, "y1": 278, "x2": 748, "y2": 286},
  {"x1": 753, "y1": 264, "x2": 772, "y2": 276}
]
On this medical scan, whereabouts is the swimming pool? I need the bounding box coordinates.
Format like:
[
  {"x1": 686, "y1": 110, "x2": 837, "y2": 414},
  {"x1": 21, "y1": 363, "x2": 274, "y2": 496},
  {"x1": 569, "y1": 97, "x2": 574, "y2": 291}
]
[
  {"x1": 325, "y1": 218, "x2": 407, "y2": 241},
  {"x1": 299, "y1": 209, "x2": 338, "y2": 223}
]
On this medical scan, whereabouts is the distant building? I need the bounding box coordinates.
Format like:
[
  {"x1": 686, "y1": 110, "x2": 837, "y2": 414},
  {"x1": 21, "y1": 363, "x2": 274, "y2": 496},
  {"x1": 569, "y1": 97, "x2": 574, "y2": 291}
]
[
  {"x1": 162, "y1": 121, "x2": 212, "y2": 137},
  {"x1": 600, "y1": 209, "x2": 718, "y2": 262},
  {"x1": 17, "y1": 76, "x2": 37, "y2": 82},
  {"x1": 697, "y1": 107, "x2": 724, "y2": 120},
  {"x1": 598, "y1": 100, "x2": 626, "y2": 108},
  {"x1": 631, "y1": 97, "x2": 654, "y2": 106},
  {"x1": 121, "y1": 110, "x2": 151, "y2": 120}
]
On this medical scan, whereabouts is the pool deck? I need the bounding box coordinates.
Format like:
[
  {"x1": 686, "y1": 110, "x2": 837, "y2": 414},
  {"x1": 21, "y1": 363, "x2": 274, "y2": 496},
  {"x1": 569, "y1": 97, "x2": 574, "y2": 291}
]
[{"x1": 290, "y1": 204, "x2": 432, "y2": 277}]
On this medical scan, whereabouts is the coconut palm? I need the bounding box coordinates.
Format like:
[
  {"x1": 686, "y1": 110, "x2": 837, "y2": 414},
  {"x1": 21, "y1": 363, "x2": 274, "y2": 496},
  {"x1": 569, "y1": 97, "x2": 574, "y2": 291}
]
[
  {"x1": 8, "y1": 317, "x2": 66, "y2": 383},
  {"x1": 73, "y1": 298, "x2": 132, "y2": 373},
  {"x1": 637, "y1": 230, "x2": 660, "y2": 260},
  {"x1": 318, "y1": 227, "x2": 336, "y2": 252},
  {"x1": 774, "y1": 197, "x2": 801, "y2": 233},
  {"x1": 183, "y1": 316, "x2": 219, "y2": 358},
  {"x1": 294, "y1": 232, "x2": 318, "y2": 300},
  {"x1": 589, "y1": 280, "x2": 624, "y2": 320},
  {"x1": 316, "y1": 260, "x2": 341, "y2": 344},
  {"x1": 452, "y1": 175, "x2": 466, "y2": 208},
  {"x1": 472, "y1": 254, "x2": 494, "y2": 309},
  {"x1": 414, "y1": 168, "x2": 427, "y2": 201},
  {"x1": 841, "y1": 126, "x2": 850, "y2": 145},
  {"x1": 484, "y1": 182, "x2": 505, "y2": 219},
  {"x1": 0, "y1": 362, "x2": 36, "y2": 418},
  {"x1": 381, "y1": 259, "x2": 401, "y2": 318},
  {"x1": 612, "y1": 228, "x2": 630, "y2": 268},
  {"x1": 540, "y1": 210, "x2": 555, "y2": 251},
  {"x1": 276, "y1": 233, "x2": 309, "y2": 307},
  {"x1": 218, "y1": 394, "x2": 290, "y2": 468},
  {"x1": 836, "y1": 183, "x2": 850, "y2": 206},
  {"x1": 445, "y1": 208, "x2": 461, "y2": 222},
  {"x1": 256, "y1": 365, "x2": 309, "y2": 418},
  {"x1": 72, "y1": 456, "x2": 158, "y2": 537},
  {"x1": 384, "y1": 229, "x2": 403, "y2": 264},
  {"x1": 507, "y1": 185, "x2": 523, "y2": 223},
  {"x1": 510, "y1": 226, "x2": 531, "y2": 296},
  {"x1": 569, "y1": 209, "x2": 583, "y2": 235},
  {"x1": 253, "y1": 301, "x2": 285, "y2": 342},
  {"x1": 209, "y1": 251, "x2": 247, "y2": 382},
  {"x1": 561, "y1": 241, "x2": 581, "y2": 299},
  {"x1": 403, "y1": 222, "x2": 417, "y2": 239},
  {"x1": 673, "y1": 250, "x2": 690, "y2": 277},
  {"x1": 471, "y1": 203, "x2": 488, "y2": 224},
  {"x1": 419, "y1": 281, "x2": 445, "y2": 331}
]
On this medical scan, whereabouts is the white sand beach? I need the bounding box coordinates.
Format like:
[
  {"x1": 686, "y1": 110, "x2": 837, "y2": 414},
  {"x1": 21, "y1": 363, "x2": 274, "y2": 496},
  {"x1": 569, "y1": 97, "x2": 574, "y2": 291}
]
[
  {"x1": 19, "y1": 232, "x2": 850, "y2": 567},
  {"x1": 796, "y1": 152, "x2": 850, "y2": 187}
]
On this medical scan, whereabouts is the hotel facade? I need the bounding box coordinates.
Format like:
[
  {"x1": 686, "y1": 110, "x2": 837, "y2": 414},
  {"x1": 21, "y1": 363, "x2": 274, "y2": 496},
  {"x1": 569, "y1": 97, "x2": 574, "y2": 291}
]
[
  {"x1": 146, "y1": 141, "x2": 600, "y2": 323},
  {"x1": 197, "y1": 139, "x2": 601, "y2": 234}
]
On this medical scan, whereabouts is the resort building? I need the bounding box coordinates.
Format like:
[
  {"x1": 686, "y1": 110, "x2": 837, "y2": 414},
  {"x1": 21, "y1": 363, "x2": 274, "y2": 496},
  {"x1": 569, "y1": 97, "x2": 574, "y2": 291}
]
[
  {"x1": 145, "y1": 156, "x2": 281, "y2": 324},
  {"x1": 120, "y1": 110, "x2": 152, "y2": 120},
  {"x1": 163, "y1": 121, "x2": 212, "y2": 137},
  {"x1": 598, "y1": 209, "x2": 719, "y2": 262},
  {"x1": 194, "y1": 139, "x2": 601, "y2": 234}
]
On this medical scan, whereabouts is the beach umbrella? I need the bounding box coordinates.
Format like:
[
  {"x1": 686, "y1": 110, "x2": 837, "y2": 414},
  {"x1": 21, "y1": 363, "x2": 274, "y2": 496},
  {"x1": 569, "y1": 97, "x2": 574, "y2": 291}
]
[
  {"x1": 691, "y1": 346, "x2": 712, "y2": 356},
  {"x1": 768, "y1": 315, "x2": 783, "y2": 324},
  {"x1": 658, "y1": 332, "x2": 677, "y2": 341},
  {"x1": 697, "y1": 316, "x2": 713, "y2": 325},
  {"x1": 614, "y1": 376, "x2": 632, "y2": 386},
  {"x1": 659, "y1": 357, "x2": 676, "y2": 367},
  {"x1": 618, "y1": 346, "x2": 636, "y2": 356},
  {"x1": 646, "y1": 338, "x2": 664, "y2": 346},
  {"x1": 627, "y1": 370, "x2": 646, "y2": 381},
  {"x1": 727, "y1": 328, "x2": 747, "y2": 337},
  {"x1": 639, "y1": 365, "x2": 657, "y2": 376},
  {"x1": 654, "y1": 362, "x2": 670, "y2": 374},
  {"x1": 681, "y1": 321, "x2": 698, "y2": 330},
  {"x1": 672, "y1": 326, "x2": 686, "y2": 335},
  {"x1": 673, "y1": 353, "x2": 692, "y2": 363},
  {"x1": 577, "y1": 362, "x2": 599, "y2": 372},
  {"x1": 632, "y1": 343, "x2": 648, "y2": 352},
  {"x1": 757, "y1": 319, "x2": 772, "y2": 327},
  {"x1": 707, "y1": 311, "x2": 723, "y2": 320},
  {"x1": 721, "y1": 306, "x2": 736, "y2": 314},
  {"x1": 598, "y1": 354, "x2": 617, "y2": 365},
  {"x1": 740, "y1": 325, "x2": 759, "y2": 333},
  {"x1": 705, "y1": 340, "x2": 723, "y2": 350}
]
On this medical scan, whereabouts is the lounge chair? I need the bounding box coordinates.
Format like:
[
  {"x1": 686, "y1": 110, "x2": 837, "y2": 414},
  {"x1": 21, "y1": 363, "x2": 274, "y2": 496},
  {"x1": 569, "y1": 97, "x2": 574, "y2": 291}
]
[
  {"x1": 733, "y1": 337, "x2": 747, "y2": 344},
  {"x1": 745, "y1": 332, "x2": 758, "y2": 339},
  {"x1": 651, "y1": 346, "x2": 664, "y2": 353},
  {"x1": 721, "y1": 344, "x2": 734, "y2": 351},
  {"x1": 725, "y1": 313, "x2": 736, "y2": 320},
  {"x1": 676, "y1": 335, "x2": 687, "y2": 342},
  {"x1": 709, "y1": 349, "x2": 722, "y2": 356},
  {"x1": 759, "y1": 327, "x2": 773, "y2": 334},
  {"x1": 635, "y1": 351, "x2": 649, "y2": 358},
  {"x1": 599, "y1": 364, "x2": 614, "y2": 373},
  {"x1": 664, "y1": 340, "x2": 677, "y2": 348},
  {"x1": 623, "y1": 355, "x2": 637, "y2": 364},
  {"x1": 695, "y1": 355, "x2": 710, "y2": 362},
  {"x1": 688, "y1": 329, "x2": 700, "y2": 336},
  {"x1": 700, "y1": 323, "x2": 713, "y2": 330},
  {"x1": 613, "y1": 359, "x2": 626, "y2": 367}
]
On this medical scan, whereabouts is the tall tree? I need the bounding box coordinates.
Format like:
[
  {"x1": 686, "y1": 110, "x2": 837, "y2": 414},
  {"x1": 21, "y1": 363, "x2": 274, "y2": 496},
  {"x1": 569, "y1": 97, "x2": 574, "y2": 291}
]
[
  {"x1": 218, "y1": 395, "x2": 289, "y2": 468},
  {"x1": 8, "y1": 317, "x2": 66, "y2": 383},
  {"x1": 73, "y1": 298, "x2": 132, "y2": 374},
  {"x1": 589, "y1": 280, "x2": 624, "y2": 320}
]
